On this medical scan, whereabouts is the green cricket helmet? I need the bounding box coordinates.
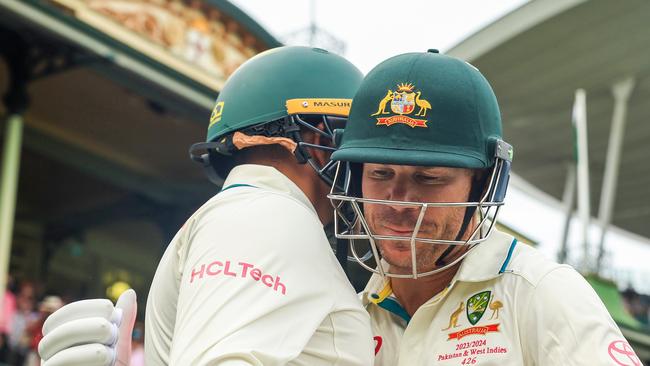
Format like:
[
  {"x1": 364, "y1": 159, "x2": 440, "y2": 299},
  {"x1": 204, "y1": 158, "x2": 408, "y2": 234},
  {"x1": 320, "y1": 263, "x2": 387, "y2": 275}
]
[
  {"x1": 328, "y1": 50, "x2": 513, "y2": 279},
  {"x1": 189, "y1": 46, "x2": 363, "y2": 185}
]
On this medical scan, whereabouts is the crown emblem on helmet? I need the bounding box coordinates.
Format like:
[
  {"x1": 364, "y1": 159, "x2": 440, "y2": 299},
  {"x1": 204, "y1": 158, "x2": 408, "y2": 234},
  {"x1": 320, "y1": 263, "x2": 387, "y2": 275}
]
[{"x1": 396, "y1": 83, "x2": 414, "y2": 92}]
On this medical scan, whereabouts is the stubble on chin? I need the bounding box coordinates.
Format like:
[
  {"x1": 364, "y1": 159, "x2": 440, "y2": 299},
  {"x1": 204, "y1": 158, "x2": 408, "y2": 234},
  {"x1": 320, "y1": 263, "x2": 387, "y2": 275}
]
[{"x1": 378, "y1": 240, "x2": 447, "y2": 275}]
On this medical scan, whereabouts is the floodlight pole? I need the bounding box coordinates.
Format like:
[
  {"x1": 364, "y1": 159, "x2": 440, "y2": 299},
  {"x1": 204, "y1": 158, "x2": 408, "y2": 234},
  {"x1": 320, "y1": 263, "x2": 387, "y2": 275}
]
[
  {"x1": 309, "y1": 0, "x2": 316, "y2": 46},
  {"x1": 0, "y1": 40, "x2": 28, "y2": 306},
  {"x1": 558, "y1": 164, "x2": 576, "y2": 263},
  {"x1": 595, "y1": 77, "x2": 635, "y2": 274},
  {"x1": 573, "y1": 89, "x2": 591, "y2": 273}
]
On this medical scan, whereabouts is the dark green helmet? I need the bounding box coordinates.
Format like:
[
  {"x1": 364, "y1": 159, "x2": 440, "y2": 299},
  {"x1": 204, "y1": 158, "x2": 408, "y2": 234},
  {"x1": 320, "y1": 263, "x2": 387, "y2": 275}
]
[
  {"x1": 328, "y1": 50, "x2": 513, "y2": 279},
  {"x1": 190, "y1": 46, "x2": 363, "y2": 185},
  {"x1": 332, "y1": 50, "x2": 510, "y2": 168}
]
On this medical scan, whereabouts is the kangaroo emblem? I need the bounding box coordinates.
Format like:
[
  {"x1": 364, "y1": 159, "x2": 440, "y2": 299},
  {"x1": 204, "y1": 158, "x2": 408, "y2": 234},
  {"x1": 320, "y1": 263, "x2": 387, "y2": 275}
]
[
  {"x1": 371, "y1": 89, "x2": 393, "y2": 116},
  {"x1": 442, "y1": 302, "x2": 464, "y2": 330}
]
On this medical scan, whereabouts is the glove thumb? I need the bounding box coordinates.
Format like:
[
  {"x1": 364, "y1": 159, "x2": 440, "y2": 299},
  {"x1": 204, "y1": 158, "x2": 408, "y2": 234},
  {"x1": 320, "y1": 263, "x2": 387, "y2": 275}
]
[{"x1": 114, "y1": 289, "x2": 137, "y2": 366}]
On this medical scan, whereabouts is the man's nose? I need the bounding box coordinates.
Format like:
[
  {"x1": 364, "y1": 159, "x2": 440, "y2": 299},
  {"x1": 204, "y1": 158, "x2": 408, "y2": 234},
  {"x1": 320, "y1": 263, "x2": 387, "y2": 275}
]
[{"x1": 386, "y1": 184, "x2": 416, "y2": 203}]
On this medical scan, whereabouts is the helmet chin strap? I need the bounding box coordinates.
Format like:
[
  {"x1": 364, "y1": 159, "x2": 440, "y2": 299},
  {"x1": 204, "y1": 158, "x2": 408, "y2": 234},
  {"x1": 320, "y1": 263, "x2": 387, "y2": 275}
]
[{"x1": 435, "y1": 173, "x2": 488, "y2": 266}]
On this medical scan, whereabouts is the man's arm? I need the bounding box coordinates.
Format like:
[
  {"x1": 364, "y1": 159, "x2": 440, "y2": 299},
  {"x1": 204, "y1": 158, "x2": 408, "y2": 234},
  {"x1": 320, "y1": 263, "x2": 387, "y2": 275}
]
[{"x1": 522, "y1": 266, "x2": 639, "y2": 365}]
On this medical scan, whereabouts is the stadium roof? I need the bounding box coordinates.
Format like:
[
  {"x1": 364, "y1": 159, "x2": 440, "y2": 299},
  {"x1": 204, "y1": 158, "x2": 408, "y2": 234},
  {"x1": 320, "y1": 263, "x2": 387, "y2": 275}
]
[
  {"x1": 0, "y1": 0, "x2": 280, "y2": 298},
  {"x1": 0, "y1": 0, "x2": 282, "y2": 211},
  {"x1": 447, "y1": 0, "x2": 650, "y2": 240}
]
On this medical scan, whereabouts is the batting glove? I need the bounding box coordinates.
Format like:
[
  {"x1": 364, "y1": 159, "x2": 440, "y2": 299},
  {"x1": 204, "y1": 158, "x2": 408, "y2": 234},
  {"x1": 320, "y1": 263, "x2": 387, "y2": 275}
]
[{"x1": 38, "y1": 289, "x2": 137, "y2": 366}]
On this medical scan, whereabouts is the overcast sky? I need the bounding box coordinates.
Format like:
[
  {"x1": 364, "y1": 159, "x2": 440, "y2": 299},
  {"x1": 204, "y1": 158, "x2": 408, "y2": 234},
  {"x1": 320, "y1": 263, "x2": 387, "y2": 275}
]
[
  {"x1": 232, "y1": 0, "x2": 526, "y2": 73},
  {"x1": 230, "y1": 0, "x2": 650, "y2": 294}
]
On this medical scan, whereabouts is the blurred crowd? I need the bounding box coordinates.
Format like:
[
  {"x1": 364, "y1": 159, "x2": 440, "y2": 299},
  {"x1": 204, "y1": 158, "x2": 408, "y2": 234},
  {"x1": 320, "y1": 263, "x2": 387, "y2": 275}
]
[
  {"x1": 0, "y1": 275, "x2": 145, "y2": 366},
  {"x1": 0, "y1": 276, "x2": 63, "y2": 366},
  {"x1": 623, "y1": 287, "x2": 650, "y2": 326}
]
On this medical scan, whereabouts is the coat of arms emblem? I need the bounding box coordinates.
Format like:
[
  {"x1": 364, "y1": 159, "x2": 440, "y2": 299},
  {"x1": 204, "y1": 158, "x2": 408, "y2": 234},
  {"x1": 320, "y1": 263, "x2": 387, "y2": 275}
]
[
  {"x1": 391, "y1": 86, "x2": 416, "y2": 114},
  {"x1": 445, "y1": 291, "x2": 503, "y2": 341},
  {"x1": 371, "y1": 82, "x2": 431, "y2": 128}
]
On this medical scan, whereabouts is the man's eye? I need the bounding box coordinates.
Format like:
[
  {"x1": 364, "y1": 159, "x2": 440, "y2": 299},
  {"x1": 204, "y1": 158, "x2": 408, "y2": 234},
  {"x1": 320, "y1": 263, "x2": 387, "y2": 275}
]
[
  {"x1": 416, "y1": 174, "x2": 442, "y2": 184},
  {"x1": 370, "y1": 170, "x2": 393, "y2": 179}
]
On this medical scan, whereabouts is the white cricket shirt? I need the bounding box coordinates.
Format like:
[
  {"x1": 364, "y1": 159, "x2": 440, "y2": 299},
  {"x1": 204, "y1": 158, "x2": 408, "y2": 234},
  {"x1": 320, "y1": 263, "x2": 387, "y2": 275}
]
[
  {"x1": 145, "y1": 164, "x2": 374, "y2": 365},
  {"x1": 363, "y1": 229, "x2": 638, "y2": 365}
]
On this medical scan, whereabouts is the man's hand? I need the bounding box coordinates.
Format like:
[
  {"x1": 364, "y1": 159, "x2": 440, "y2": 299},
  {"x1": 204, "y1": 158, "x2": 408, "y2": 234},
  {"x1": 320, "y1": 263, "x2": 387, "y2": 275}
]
[{"x1": 39, "y1": 289, "x2": 137, "y2": 366}]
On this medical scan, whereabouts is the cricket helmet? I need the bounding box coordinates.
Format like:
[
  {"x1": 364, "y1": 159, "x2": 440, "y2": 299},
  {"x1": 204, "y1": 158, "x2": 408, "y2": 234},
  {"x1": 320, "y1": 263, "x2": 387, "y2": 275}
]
[
  {"x1": 328, "y1": 50, "x2": 513, "y2": 278},
  {"x1": 189, "y1": 46, "x2": 363, "y2": 185}
]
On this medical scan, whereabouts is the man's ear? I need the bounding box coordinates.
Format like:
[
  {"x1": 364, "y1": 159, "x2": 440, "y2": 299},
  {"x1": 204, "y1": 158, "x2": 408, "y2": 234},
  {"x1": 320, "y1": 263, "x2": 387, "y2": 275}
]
[{"x1": 301, "y1": 122, "x2": 331, "y2": 166}]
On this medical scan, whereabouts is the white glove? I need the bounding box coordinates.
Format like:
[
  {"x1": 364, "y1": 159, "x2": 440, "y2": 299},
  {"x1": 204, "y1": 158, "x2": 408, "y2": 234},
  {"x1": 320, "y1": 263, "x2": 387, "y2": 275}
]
[{"x1": 39, "y1": 289, "x2": 138, "y2": 366}]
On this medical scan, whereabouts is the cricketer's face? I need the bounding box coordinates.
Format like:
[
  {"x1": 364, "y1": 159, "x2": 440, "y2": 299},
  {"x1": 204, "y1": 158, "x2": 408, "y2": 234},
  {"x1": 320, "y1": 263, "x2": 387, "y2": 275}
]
[{"x1": 361, "y1": 164, "x2": 475, "y2": 275}]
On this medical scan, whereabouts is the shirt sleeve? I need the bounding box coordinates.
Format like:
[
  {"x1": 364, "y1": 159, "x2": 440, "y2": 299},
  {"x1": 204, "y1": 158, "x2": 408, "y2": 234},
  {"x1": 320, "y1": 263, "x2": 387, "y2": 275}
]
[
  {"x1": 145, "y1": 229, "x2": 183, "y2": 366},
  {"x1": 168, "y1": 193, "x2": 346, "y2": 365},
  {"x1": 522, "y1": 266, "x2": 639, "y2": 365}
]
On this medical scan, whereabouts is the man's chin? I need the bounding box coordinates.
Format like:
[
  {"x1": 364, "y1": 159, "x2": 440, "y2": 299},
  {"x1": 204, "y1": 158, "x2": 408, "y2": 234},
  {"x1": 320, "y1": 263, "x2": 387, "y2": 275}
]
[
  {"x1": 379, "y1": 244, "x2": 415, "y2": 269},
  {"x1": 378, "y1": 242, "x2": 446, "y2": 275}
]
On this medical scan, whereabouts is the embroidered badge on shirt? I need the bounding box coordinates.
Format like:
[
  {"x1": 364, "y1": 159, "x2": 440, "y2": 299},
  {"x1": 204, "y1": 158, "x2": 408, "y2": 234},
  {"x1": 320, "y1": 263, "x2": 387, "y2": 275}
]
[
  {"x1": 445, "y1": 291, "x2": 502, "y2": 341},
  {"x1": 467, "y1": 291, "x2": 491, "y2": 325},
  {"x1": 437, "y1": 290, "x2": 510, "y2": 363}
]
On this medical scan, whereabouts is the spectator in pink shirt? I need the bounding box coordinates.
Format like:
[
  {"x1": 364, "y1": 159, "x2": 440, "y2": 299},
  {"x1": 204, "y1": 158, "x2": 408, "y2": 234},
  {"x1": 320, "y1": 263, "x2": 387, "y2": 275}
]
[
  {"x1": 0, "y1": 275, "x2": 17, "y2": 362},
  {"x1": 8, "y1": 281, "x2": 38, "y2": 366}
]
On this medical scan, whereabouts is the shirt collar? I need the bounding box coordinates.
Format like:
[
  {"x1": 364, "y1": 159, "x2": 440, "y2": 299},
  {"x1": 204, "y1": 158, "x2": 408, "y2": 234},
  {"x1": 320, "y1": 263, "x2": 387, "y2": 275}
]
[
  {"x1": 222, "y1": 164, "x2": 317, "y2": 215},
  {"x1": 362, "y1": 268, "x2": 392, "y2": 306},
  {"x1": 453, "y1": 229, "x2": 516, "y2": 282},
  {"x1": 361, "y1": 271, "x2": 412, "y2": 323},
  {"x1": 361, "y1": 259, "x2": 392, "y2": 306}
]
